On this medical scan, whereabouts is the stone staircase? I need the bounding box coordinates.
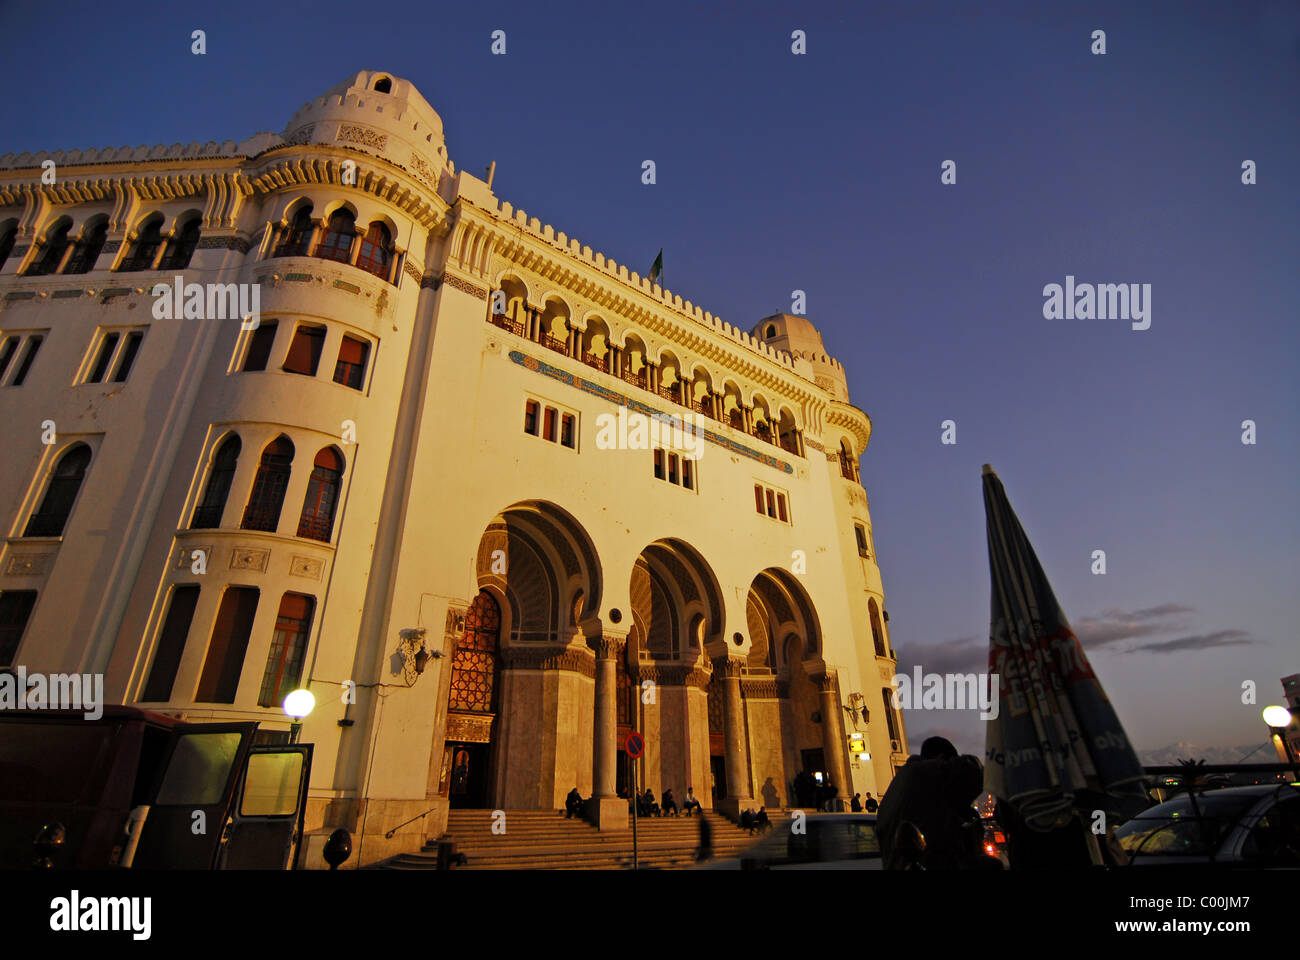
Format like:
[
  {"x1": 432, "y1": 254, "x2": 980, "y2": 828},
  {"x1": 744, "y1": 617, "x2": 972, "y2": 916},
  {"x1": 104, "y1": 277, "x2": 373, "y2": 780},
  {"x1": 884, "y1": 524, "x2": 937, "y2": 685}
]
[{"x1": 381, "y1": 808, "x2": 765, "y2": 870}]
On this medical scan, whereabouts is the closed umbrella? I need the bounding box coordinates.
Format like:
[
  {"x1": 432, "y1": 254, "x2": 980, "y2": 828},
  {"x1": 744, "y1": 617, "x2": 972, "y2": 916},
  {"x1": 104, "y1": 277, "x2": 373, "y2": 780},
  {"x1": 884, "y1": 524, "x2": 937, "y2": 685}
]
[{"x1": 981, "y1": 464, "x2": 1147, "y2": 860}]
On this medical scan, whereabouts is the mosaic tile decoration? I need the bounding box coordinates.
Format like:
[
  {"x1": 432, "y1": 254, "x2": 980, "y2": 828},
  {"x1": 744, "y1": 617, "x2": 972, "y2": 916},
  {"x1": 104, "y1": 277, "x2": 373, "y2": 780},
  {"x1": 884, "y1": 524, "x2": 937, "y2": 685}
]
[{"x1": 508, "y1": 349, "x2": 794, "y2": 475}]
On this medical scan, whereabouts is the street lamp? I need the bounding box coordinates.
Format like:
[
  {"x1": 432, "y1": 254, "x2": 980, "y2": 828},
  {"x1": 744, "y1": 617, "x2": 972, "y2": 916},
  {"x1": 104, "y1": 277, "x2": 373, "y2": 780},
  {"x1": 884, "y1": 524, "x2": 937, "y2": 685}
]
[
  {"x1": 1263, "y1": 705, "x2": 1297, "y2": 780},
  {"x1": 283, "y1": 688, "x2": 316, "y2": 744}
]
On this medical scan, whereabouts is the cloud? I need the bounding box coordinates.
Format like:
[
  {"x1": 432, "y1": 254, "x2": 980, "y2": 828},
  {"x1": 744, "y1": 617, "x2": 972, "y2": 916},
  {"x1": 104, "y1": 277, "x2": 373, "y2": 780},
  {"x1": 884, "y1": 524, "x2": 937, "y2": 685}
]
[
  {"x1": 1131, "y1": 630, "x2": 1253, "y2": 654},
  {"x1": 895, "y1": 635, "x2": 984, "y2": 675},
  {"x1": 1073, "y1": 603, "x2": 1195, "y2": 649}
]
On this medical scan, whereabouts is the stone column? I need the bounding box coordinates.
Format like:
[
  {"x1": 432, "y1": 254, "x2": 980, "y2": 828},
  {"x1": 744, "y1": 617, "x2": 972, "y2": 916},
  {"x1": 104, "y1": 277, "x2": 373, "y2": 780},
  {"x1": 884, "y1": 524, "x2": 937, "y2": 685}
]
[
  {"x1": 714, "y1": 656, "x2": 753, "y2": 818},
  {"x1": 588, "y1": 634, "x2": 628, "y2": 830},
  {"x1": 816, "y1": 671, "x2": 850, "y2": 809}
]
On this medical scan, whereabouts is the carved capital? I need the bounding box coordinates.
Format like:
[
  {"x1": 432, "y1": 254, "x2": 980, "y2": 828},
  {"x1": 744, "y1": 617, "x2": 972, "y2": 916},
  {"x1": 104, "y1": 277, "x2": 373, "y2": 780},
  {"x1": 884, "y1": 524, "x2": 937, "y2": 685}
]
[
  {"x1": 589, "y1": 634, "x2": 626, "y2": 660},
  {"x1": 711, "y1": 656, "x2": 745, "y2": 680},
  {"x1": 813, "y1": 670, "x2": 838, "y2": 694}
]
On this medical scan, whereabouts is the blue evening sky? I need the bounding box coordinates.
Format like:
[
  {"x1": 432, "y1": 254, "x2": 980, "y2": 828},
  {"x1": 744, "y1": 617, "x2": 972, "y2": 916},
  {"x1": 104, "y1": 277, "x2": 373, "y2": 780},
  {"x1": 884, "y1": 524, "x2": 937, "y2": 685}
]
[{"x1": 2, "y1": 0, "x2": 1296, "y2": 757}]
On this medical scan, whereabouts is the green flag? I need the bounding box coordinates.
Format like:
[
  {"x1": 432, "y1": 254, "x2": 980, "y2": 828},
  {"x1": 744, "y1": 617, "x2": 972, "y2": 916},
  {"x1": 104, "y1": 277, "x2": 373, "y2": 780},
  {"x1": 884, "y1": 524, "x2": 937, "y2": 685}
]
[{"x1": 648, "y1": 248, "x2": 663, "y2": 286}]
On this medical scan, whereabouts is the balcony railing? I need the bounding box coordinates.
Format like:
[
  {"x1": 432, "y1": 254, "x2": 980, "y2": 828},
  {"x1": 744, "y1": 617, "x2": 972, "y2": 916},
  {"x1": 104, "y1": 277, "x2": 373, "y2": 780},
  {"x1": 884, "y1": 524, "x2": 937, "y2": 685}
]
[
  {"x1": 543, "y1": 334, "x2": 568, "y2": 356},
  {"x1": 490, "y1": 313, "x2": 525, "y2": 337},
  {"x1": 839, "y1": 454, "x2": 859, "y2": 481},
  {"x1": 241, "y1": 506, "x2": 282, "y2": 533},
  {"x1": 296, "y1": 514, "x2": 335, "y2": 543},
  {"x1": 582, "y1": 352, "x2": 607, "y2": 374},
  {"x1": 621, "y1": 368, "x2": 648, "y2": 390}
]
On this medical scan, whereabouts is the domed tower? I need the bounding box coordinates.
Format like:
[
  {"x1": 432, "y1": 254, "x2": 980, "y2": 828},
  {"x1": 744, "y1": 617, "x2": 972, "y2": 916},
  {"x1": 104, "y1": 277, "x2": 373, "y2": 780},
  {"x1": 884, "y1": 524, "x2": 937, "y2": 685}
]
[
  {"x1": 281, "y1": 70, "x2": 451, "y2": 192},
  {"x1": 753, "y1": 313, "x2": 850, "y2": 403}
]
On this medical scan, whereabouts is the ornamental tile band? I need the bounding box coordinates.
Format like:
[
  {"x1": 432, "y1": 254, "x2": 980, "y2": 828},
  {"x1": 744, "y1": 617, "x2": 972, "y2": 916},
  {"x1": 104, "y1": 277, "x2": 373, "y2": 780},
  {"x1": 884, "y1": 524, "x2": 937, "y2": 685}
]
[
  {"x1": 443, "y1": 274, "x2": 487, "y2": 299},
  {"x1": 332, "y1": 279, "x2": 361, "y2": 294},
  {"x1": 508, "y1": 349, "x2": 794, "y2": 475}
]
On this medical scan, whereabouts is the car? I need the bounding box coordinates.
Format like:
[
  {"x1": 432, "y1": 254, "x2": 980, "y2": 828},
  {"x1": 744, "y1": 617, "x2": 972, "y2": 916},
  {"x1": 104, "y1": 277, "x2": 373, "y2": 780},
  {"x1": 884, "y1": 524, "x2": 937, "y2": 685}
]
[
  {"x1": 1114, "y1": 783, "x2": 1300, "y2": 868},
  {"x1": 700, "y1": 813, "x2": 882, "y2": 870}
]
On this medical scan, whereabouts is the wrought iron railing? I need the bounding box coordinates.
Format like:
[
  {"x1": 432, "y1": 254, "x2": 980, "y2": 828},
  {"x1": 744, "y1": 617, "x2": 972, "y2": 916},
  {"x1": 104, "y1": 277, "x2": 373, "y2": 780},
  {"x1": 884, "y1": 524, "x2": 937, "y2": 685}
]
[{"x1": 296, "y1": 514, "x2": 334, "y2": 542}]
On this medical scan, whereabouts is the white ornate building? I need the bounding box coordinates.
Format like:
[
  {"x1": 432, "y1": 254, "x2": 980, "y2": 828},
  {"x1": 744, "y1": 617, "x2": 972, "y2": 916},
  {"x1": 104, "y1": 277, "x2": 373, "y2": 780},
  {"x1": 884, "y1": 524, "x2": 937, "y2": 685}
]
[{"x1": 0, "y1": 71, "x2": 908, "y2": 865}]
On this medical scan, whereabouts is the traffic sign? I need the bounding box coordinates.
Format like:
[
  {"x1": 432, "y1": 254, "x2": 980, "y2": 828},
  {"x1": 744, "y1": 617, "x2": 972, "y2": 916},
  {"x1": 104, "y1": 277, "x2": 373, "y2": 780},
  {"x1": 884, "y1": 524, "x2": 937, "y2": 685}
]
[{"x1": 625, "y1": 730, "x2": 645, "y2": 759}]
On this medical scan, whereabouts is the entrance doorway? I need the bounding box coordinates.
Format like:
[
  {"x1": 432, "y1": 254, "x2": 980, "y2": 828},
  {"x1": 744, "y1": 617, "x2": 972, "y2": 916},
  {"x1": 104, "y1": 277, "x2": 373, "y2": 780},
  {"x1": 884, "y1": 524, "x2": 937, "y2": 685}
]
[
  {"x1": 709, "y1": 754, "x2": 727, "y2": 807},
  {"x1": 444, "y1": 742, "x2": 491, "y2": 808}
]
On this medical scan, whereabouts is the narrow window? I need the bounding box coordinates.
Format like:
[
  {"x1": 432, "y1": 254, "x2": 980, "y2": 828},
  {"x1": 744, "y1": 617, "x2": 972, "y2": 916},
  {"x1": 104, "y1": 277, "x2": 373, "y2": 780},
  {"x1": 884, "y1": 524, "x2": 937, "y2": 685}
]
[
  {"x1": 0, "y1": 224, "x2": 16, "y2": 272},
  {"x1": 654, "y1": 450, "x2": 665, "y2": 480},
  {"x1": 243, "y1": 322, "x2": 278, "y2": 371},
  {"x1": 668, "y1": 453, "x2": 679, "y2": 485},
  {"x1": 196, "y1": 587, "x2": 260, "y2": 703},
  {"x1": 297, "y1": 447, "x2": 343, "y2": 542},
  {"x1": 332, "y1": 335, "x2": 369, "y2": 389},
  {"x1": 282, "y1": 325, "x2": 325, "y2": 376},
  {"x1": 766, "y1": 489, "x2": 776, "y2": 518},
  {"x1": 25, "y1": 220, "x2": 72, "y2": 276},
  {"x1": 0, "y1": 590, "x2": 38, "y2": 666},
  {"x1": 191, "y1": 434, "x2": 241, "y2": 529},
  {"x1": 24, "y1": 444, "x2": 91, "y2": 537},
  {"x1": 777, "y1": 493, "x2": 788, "y2": 522},
  {"x1": 524, "y1": 400, "x2": 538, "y2": 435},
  {"x1": 855, "y1": 525, "x2": 869, "y2": 557},
  {"x1": 543, "y1": 407, "x2": 557, "y2": 442},
  {"x1": 315, "y1": 210, "x2": 356, "y2": 263},
  {"x1": 10, "y1": 335, "x2": 42, "y2": 386},
  {"x1": 682, "y1": 458, "x2": 693, "y2": 490},
  {"x1": 87, "y1": 332, "x2": 120, "y2": 383},
  {"x1": 241, "y1": 436, "x2": 294, "y2": 533},
  {"x1": 275, "y1": 206, "x2": 314, "y2": 258},
  {"x1": 754, "y1": 484, "x2": 764, "y2": 514},
  {"x1": 561, "y1": 413, "x2": 575, "y2": 449},
  {"x1": 64, "y1": 222, "x2": 107, "y2": 274},
  {"x1": 258, "y1": 593, "x2": 316, "y2": 707},
  {"x1": 112, "y1": 330, "x2": 144, "y2": 382},
  {"x1": 373, "y1": 77, "x2": 392, "y2": 93},
  {"x1": 355, "y1": 222, "x2": 392, "y2": 280},
  {"x1": 141, "y1": 585, "x2": 201, "y2": 701},
  {"x1": 869, "y1": 599, "x2": 887, "y2": 658},
  {"x1": 881, "y1": 688, "x2": 900, "y2": 741},
  {"x1": 121, "y1": 218, "x2": 164, "y2": 272},
  {"x1": 0, "y1": 337, "x2": 17, "y2": 382},
  {"x1": 160, "y1": 218, "x2": 201, "y2": 270}
]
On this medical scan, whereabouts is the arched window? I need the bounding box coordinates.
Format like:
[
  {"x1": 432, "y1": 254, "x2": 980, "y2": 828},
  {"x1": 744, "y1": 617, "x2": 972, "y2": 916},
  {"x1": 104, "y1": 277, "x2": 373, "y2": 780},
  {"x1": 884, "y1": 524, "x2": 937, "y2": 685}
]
[
  {"x1": 24, "y1": 444, "x2": 92, "y2": 537},
  {"x1": 63, "y1": 221, "x2": 108, "y2": 274},
  {"x1": 839, "y1": 439, "x2": 859, "y2": 481},
  {"x1": 355, "y1": 221, "x2": 392, "y2": 280},
  {"x1": 765, "y1": 324, "x2": 776, "y2": 338},
  {"x1": 240, "y1": 436, "x2": 294, "y2": 533},
  {"x1": 274, "y1": 205, "x2": 314, "y2": 258},
  {"x1": 315, "y1": 210, "x2": 356, "y2": 263},
  {"x1": 258, "y1": 592, "x2": 316, "y2": 708},
  {"x1": 24, "y1": 219, "x2": 72, "y2": 276},
  {"x1": 121, "y1": 217, "x2": 164, "y2": 272},
  {"x1": 191, "y1": 434, "x2": 241, "y2": 528},
  {"x1": 868, "y1": 598, "x2": 887, "y2": 658},
  {"x1": 373, "y1": 76, "x2": 392, "y2": 93},
  {"x1": 297, "y1": 447, "x2": 343, "y2": 542},
  {"x1": 160, "y1": 217, "x2": 201, "y2": 270},
  {"x1": 448, "y1": 591, "x2": 500, "y2": 713},
  {"x1": 0, "y1": 222, "x2": 16, "y2": 272}
]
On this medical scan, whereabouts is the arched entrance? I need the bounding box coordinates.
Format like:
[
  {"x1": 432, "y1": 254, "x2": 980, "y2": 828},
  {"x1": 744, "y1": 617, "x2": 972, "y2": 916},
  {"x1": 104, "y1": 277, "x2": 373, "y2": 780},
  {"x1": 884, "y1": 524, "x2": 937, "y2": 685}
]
[{"x1": 439, "y1": 590, "x2": 501, "y2": 808}]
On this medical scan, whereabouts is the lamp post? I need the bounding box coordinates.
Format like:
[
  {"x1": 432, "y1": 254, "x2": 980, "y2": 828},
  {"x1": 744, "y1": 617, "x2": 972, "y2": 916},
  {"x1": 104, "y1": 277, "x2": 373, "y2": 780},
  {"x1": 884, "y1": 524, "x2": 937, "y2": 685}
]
[
  {"x1": 1262, "y1": 705, "x2": 1297, "y2": 781},
  {"x1": 283, "y1": 688, "x2": 316, "y2": 744}
]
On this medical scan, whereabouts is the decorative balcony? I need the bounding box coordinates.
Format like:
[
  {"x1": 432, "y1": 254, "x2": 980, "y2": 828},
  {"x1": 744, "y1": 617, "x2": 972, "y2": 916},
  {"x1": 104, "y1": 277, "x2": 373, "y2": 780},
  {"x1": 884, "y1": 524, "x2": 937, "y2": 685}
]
[
  {"x1": 582, "y1": 352, "x2": 607, "y2": 374},
  {"x1": 296, "y1": 514, "x2": 335, "y2": 543},
  {"x1": 543, "y1": 334, "x2": 568, "y2": 356},
  {"x1": 491, "y1": 313, "x2": 525, "y2": 337}
]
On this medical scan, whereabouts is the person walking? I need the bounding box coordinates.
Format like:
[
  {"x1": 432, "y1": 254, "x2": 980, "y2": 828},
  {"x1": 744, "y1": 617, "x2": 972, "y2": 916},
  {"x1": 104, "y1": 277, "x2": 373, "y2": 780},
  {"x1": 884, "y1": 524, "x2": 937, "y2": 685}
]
[{"x1": 696, "y1": 812, "x2": 714, "y2": 862}]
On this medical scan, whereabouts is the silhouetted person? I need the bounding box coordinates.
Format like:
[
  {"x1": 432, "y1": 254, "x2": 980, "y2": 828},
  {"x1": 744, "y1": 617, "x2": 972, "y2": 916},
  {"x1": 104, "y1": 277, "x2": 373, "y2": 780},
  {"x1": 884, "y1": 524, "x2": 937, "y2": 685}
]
[
  {"x1": 740, "y1": 808, "x2": 754, "y2": 833},
  {"x1": 565, "y1": 787, "x2": 584, "y2": 819},
  {"x1": 863, "y1": 792, "x2": 878, "y2": 814},
  {"x1": 755, "y1": 806, "x2": 771, "y2": 832},
  {"x1": 851, "y1": 793, "x2": 862, "y2": 812},
  {"x1": 641, "y1": 788, "x2": 660, "y2": 817},
  {"x1": 662, "y1": 788, "x2": 679, "y2": 817},
  {"x1": 877, "y1": 737, "x2": 984, "y2": 870}
]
